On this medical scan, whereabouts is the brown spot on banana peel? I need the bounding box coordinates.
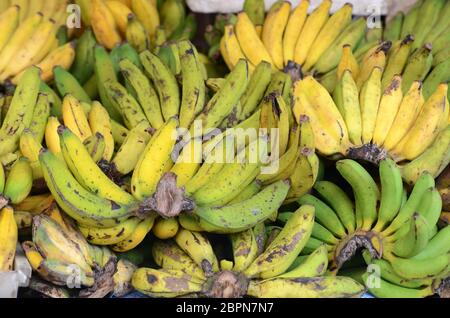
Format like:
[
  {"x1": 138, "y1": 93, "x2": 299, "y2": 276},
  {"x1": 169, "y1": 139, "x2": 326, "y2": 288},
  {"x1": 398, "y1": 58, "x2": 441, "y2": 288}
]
[
  {"x1": 384, "y1": 77, "x2": 401, "y2": 94},
  {"x1": 258, "y1": 230, "x2": 305, "y2": 264}
]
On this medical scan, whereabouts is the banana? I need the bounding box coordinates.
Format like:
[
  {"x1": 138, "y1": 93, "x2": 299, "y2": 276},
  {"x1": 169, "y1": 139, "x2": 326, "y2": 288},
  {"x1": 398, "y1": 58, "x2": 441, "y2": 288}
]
[
  {"x1": 174, "y1": 229, "x2": 219, "y2": 276},
  {"x1": 131, "y1": 117, "x2": 178, "y2": 201},
  {"x1": 44, "y1": 116, "x2": 65, "y2": 163},
  {"x1": 170, "y1": 137, "x2": 202, "y2": 188},
  {"x1": 359, "y1": 66, "x2": 383, "y2": 144},
  {"x1": 83, "y1": 132, "x2": 105, "y2": 164},
  {"x1": 239, "y1": 61, "x2": 271, "y2": 121},
  {"x1": 40, "y1": 82, "x2": 62, "y2": 118},
  {"x1": 0, "y1": 66, "x2": 40, "y2": 157},
  {"x1": 112, "y1": 215, "x2": 156, "y2": 252},
  {"x1": 282, "y1": 0, "x2": 309, "y2": 65},
  {"x1": 356, "y1": 41, "x2": 390, "y2": 90},
  {"x1": 105, "y1": 0, "x2": 132, "y2": 35},
  {"x1": 412, "y1": 224, "x2": 450, "y2": 260},
  {"x1": 178, "y1": 40, "x2": 206, "y2": 129},
  {"x1": 381, "y1": 35, "x2": 414, "y2": 91},
  {"x1": 423, "y1": 57, "x2": 450, "y2": 100},
  {"x1": 235, "y1": 11, "x2": 273, "y2": 67},
  {"x1": 372, "y1": 75, "x2": 404, "y2": 146},
  {"x1": 336, "y1": 159, "x2": 379, "y2": 231},
  {"x1": 83, "y1": 75, "x2": 99, "y2": 100},
  {"x1": 88, "y1": 101, "x2": 115, "y2": 161},
  {"x1": 111, "y1": 121, "x2": 152, "y2": 176},
  {"x1": 278, "y1": 245, "x2": 328, "y2": 278},
  {"x1": 400, "y1": 0, "x2": 421, "y2": 39},
  {"x1": 388, "y1": 253, "x2": 449, "y2": 280},
  {"x1": 412, "y1": 0, "x2": 446, "y2": 50},
  {"x1": 262, "y1": 1, "x2": 291, "y2": 70},
  {"x1": 230, "y1": 228, "x2": 258, "y2": 272},
  {"x1": 303, "y1": 3, "x2": 353, "y2": 71},
  {"x1": 0, "y1": 18, "x2": 55, "y2": 81},
  {"x1": 243, "y1": 205, "x2": 315, "y2": 279},
  {"x1": 243, "y1": 0, "x2": 265, "y2": 26},
  {"x1": 3, "y1": 157, "x2": 32, "y2": 205},
  {"x1": 126, "y1": 13, "x2": 149, "y2": 53},
  {"x1": 94, "y1": 45, "x2": 122, "y2": 123},
  {"x1": 293, "y1": 0, "x2": 331, "y2": 66},
  {"x1": 62, "y1": 95, "x2": 92, "y2": 142},
  {"x1": 71, "y1": 28, "x2": 96, "y2": 85},
  {"x1": 293, "y1": 76, "x2": 350, "y2": 156},
  {"x1": 400, "y1": 126, "x2": 450, "y2": 185},
  {"x1": 0, "y1": 5, "x2": 19, "y2": 55},
  {"x1": 401, "y1": 44, "x2": 433, "y2": 94},
  {"x1": 333, "y1": 69, "x2": 362, "y2": 145},
  {"x1": 194, "y1": 59, "x2": 249, "y2": 132},
  {"x1": 362, "y1": 273, "x2": 433, "y2": 298},
  {"x1": 160, "y1": 0, "x2": 185, "y2": 38},
  {"x1": 132, "y1": 268, "x2": 203, "y2": 297},
  {"x1": 384, "y1": 12, "x2": 403, "y2": 42},
  {"x1": 424, "y1": 0, "x2": 450, "y2": 44},
  {"x1": 416, "y1": 188, "x2": 443, "y2": 231},
  {"x1": 54, "y1": 66, "x2": 92, "y2": 104},
  {"x1": 79, "y1": 217, "x2": 140, "y2": 245},
  {"x1": 152, "y1": 217, "x2": 180, "y2": 240},
  {"x1": 371, "y1": 159, "x2": 404, "y2": 232},
  {"x1": 314, "y1": 17, "x2": 366, "y2": 74},
  {"x1": 336, "y1": 45, "x2": 359, "y2": 81},
  {"x1": 39, "y1": 149, "x2": 138, "y2": 228},
  {"x1": 90, "y1": 0, "x2": 121, "y2": 50},
  {"x1": 195, "y1": 180, "x2": 290, "y2": 234},
  {"x1": 392, "y1": 84, "x2": 449, "y2": 161},
  {"x1": 0, "y1": 206, "x2": 18, "y2": 271},
  {"x1": 221, "y1": 24, "x2": 253, "y2": 71},
  {"x1": 140, "y1": 50, "x2": 180, "y2": 121},
  {"x1": 313, "y1": 181, "x2": 355, "y2": 235},
  {"x1": 131, "y1": 0, "x2": 159, "y2": 38},
  {"x1": 383, "y1": 81, "x2": 424, "y2": 151},
  {"x1": 59, "y1": 127, "x2": 137, "y2": 206},
  {"x1": 382, "y1": 172, "x2": 435, "y2": 236},
  {"x1": 248, "y1": 276, "x2": 365, "y2": 298},
  {"x1": 119, "y1": 59, "x2": 163, "y2": 130},
  {"x1": 151, "y1": 239, "x2": 204, "y2": 279},
  {"x1": 388, "y1": 213, "x2": 430, "y2": 258}
]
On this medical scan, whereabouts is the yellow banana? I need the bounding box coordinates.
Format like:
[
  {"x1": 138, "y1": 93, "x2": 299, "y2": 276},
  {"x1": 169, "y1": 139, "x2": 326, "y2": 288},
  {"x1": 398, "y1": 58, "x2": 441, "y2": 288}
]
[
  {"x1": 62, "y1": 95, "x2": 93, "y2": 142},
  {"x1": 88, "y1": 101, "x2": 115, "y2": 161},
  {"x1": 112, "y1": 215, "x2": 156, "y2": 252},
  {"x1": 221, "y1": 24, "x2": 254, "y2": 71},
  {"x1": 126, "y1": 13, "x2": 149, "y2": 53},
  {"x1": 45, "y1": 116, "x2": 65, "y2": 163},
  {"x1": 235, "y1": 11, "x2": 273, "y2": 67},
  {"x1": 360, "y1": 66, "x2": 383, "y2": 144},
  {"x1": 152, "y1": 217, "x2": 180, "y2": 240},
  {"x1": 0, "y1": 5, "x2": 20, "y2": 56},
  {"x1": 303, "y1": 3, "x2": 353, "y2": 71},
  {"x1": 90, "y1": 0, "x2": 121, "y2": 50},
  {"x1": 283, "y1": 0, "x2": 309, "y2": 66},
  {"x1": 294, "y1": 0, "x2": 332, "y2": 66},
  {"x1": 105, "y1": 0, "x2": 133, "y2": 35},
  {"x1": 0, "y1": 206, "x2": 18, "y2": 271},
  {"x1": 0, "y1": 12, "x2": 43, "y2": 75},
  {"x1": 131, "y1": 117, "x2": 178, "y2": 201},
  {"x1": 13, "y1": 194, "x2": 54, "y2": 215},
  {"x1": 40, "y1": 0, "x2": 58, "y2": 18},
  {"x1": 79, "y1": 217, "x2": 141, "y2": 245},
  {"x1": 372, "y1": 75, "x2": 403, "y2": 146},
  {"x1": 336, "y1": 45, "x2": 359, "y2": 81},
  {"x1": 25, "y1": 0, "x2": 42, "y2": 20},
  {"x1": 170, "y1": 138, "x2": 203, "y2": 188},
  {"x1": 383, "y1": 81, "x2": 424, "y2": 151},
  {"x1": 356, "y1": 42, "x2": 390, "y2": 89},
  {"x1": 262, "y1": 1, "x2": 291, "y2": 70},
  {"x1": 131, "y1": 0, "x2": 160, "y2": 38}
]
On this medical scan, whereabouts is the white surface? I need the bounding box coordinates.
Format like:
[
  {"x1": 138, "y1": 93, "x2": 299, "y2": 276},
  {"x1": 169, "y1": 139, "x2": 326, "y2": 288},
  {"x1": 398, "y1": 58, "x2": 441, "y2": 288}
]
[
  {"x1": 186, "y1": 0, "x2": 418, "y2": 15},
  {"x1": 0, "y1": 244, "x2": 32, "y2": 298}
]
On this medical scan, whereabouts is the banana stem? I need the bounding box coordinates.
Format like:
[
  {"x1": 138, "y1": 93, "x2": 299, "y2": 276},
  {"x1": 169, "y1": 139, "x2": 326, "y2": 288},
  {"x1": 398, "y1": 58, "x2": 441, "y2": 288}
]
[{"x1": 346, "y1": 144, "x2": 388, "y2": 164}]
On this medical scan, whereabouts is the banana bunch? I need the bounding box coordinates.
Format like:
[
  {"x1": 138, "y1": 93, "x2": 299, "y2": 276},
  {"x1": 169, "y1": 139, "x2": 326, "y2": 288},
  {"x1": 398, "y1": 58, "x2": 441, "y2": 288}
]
[
  {"x1": 77, "y1": 0, "x2": 193, "y2": 52},
  {"x1": 437, "y1": 166, "x2": 450, "y2": 223},
  {"x1": 293, "y1": 67, "x2": 450, "y2": 184},
  {"x1": 220, "y1": 0, "x2": 364, "y2": 74},
  {"x1": 132, "y1": 205, "x2": 366, "y2": 298},
  {"x1": 22, "y1": 205, "x2": 137, "y2": 297},
  {"x1": 0, "y1": 1, "x2": 76, "y2": 84},
  {"x1": 283, "y1": 158, "x2": 450, "y2": 298}
]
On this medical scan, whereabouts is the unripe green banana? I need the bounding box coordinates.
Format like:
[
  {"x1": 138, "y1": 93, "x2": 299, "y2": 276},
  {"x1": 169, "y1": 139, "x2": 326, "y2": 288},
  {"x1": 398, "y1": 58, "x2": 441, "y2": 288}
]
[
  {"x1": 401, "y1": 44, "x2": 433, "y2": 93},
  {"x1": 70, "y1": 28, "x2": 96, "y2": 85},
  {"x1": 3, "y1": 157, "x2": 33, "y2": 204},
  {"x1": 54, "y1": 66, "x2": 92, "y2": 104},
  {"x1": 362, "y1": 273, "x2": 433, "y2": 298},
  {"x1": 383, "y1": 12, "x2": 403, "y2": 42}
]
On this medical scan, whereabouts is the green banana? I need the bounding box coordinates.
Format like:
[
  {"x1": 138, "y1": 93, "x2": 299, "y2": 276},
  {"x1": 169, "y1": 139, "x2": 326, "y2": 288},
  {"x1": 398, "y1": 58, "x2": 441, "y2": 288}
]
[
  {"x1": 384, "y1": 12, "x2": 403, "y2": 42},
  {"x1": 400, "y1": 0, "x2": 422, "y2": 39},
  {"x1": 390, "y1": 253, "x2": 449, "y2": 280},
  {"x1": 3, "y1": 157, "x2": 33, "y2": 204},
  {"x1": 40, "y1": 82, "x2": 62, "y2": 118},
  {"x1": 381, "y1": 35, "x2": 414, "y2": 91},
  {"x1": 139, "y1": 50, "x2": 180, "y2": 121},
  {"x1": 412, "y1": 224, "x2": 450, "y2": 260},
  {"x1": 54, "y1": 66, "x2": 91, "y2": 104},
  {"x1": 423, "y1": 57, "x2": 450, "y2": 99},
  {"x1": 401, "y1": 44, "x2": 433, "y2": 93},
  {"x1": 411, "y1": 0, "x2": 446, "y2": 50},
  {"x1": 70, "y1": 28, "x2": 96, "y2": 85},
  {"x1": 278, "y1": 245, "x2": 328, "y2": 278},
  {"x1": 243, "y1": 0, "x2": 265, "y2": 26},
  {"x1": 391, "y1": 213, "x2": 431, "y2": 258},
  {"x1": 195, "y1": 180, "x2": 290, "y2": 233},
  {"x1": 362, "y1": 273, "x2": 433, "y2": 298},
  {"x1": 119, "y1": 58, "x2": 164, "y2": 129}
]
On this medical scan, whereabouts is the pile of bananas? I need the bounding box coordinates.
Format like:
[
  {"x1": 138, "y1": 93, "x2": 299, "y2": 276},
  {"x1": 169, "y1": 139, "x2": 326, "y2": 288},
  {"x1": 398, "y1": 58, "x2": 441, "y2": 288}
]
[
  {"x1": 133, "y1": 205, "x2": 366, "y2": 298},
  {"x1": 293, "y1": 72, "x2": 450, "y2": 185},
  {"x1": 281, "y1": 159, "x2": 450, "y2": 298},
  {"x1": 76, "y1": 0, "x2": 195, "y2": 51},
  {"x1": 0, "y1": 1, "x2": 76, "y2": 84},
  {"x1": 22, "y1": 204, "x2": 137, "y2": 297}
]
